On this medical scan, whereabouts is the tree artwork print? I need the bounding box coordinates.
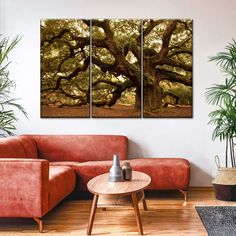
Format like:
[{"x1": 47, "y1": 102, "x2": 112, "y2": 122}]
[
  {"x1": 41, "y1": 19, "x2": 90, "y2": 117},
  {"x1": 41, "y1": 19, "x2": 192, "y2": 118}
]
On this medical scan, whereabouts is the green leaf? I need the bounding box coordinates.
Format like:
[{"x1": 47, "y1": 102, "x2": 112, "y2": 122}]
[{"x1": 0, "y1": 35, "x2": 28, "y2": 137}]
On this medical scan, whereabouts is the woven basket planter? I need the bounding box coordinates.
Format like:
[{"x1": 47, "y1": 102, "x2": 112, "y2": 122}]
[
  {"x1": 212, "y1": 167, "x2": 236, "y2": 185},
  {"x1": 212, "y1": 156, "x2": 236, "y2": 201}
]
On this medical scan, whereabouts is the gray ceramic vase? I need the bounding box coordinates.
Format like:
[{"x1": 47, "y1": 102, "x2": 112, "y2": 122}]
[{"x1": 109, "y1": 154, "x2": 124, "y2": 182}]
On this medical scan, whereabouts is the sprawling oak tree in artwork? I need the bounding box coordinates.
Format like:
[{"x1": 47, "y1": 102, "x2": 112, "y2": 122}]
[
  {"x1": 41, "y1": 19, "x2": 90, "y2": 117},
  {"x1": 143, "y1": 19, "x2": 192, "y2": 117},
  {"x1": 40, "y1": 19, "x2": 192, "y2": 118},
  {"x1": 91, "y1": 19, "x2": 141, "y2": 118}
]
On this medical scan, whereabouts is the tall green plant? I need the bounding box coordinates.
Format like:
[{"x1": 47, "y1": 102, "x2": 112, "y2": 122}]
[
  {"x1": 0, "y1": 35, "x2": 27, "y2": 137},
  {"x1": 205, "y1": 39, "x2": 236, "y2": 167}
]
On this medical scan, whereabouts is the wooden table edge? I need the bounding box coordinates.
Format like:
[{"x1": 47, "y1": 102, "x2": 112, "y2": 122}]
[{"x1": 87, "y1": 171, "x2": 151, "y2": 195}]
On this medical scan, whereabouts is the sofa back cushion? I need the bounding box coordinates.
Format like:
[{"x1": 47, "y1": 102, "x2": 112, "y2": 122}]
[
  {"x1": 0, "y1": 136, "x2": 38, "y2": 158},
  {"x1": 27, "y1": 135, "x2": 128, "y2": 162}
]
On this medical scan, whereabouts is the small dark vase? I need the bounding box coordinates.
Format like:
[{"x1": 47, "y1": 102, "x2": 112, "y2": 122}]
[
  {"x1": 122, "y1": 162, "x2": 132, "y2": 180},
  {"x1": 109, "y1": 154, "x2": 123, "y2": 182}
]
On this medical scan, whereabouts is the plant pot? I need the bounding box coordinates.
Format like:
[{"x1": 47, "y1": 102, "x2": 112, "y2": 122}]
[
  {"x1": 213, "y1": 183, "x2": 236, "y2": 201},
  {"x1": 212, "y1": 167, "x2": 236, "y2": 201}
]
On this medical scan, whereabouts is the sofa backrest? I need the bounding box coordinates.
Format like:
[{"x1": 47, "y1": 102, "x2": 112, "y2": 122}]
[
  {"x1": 23, "y1": 135, "x2": 128, "y2": 162},
  {"x1": 0, "y1": 136, "x2": 38, "y2": 158}
]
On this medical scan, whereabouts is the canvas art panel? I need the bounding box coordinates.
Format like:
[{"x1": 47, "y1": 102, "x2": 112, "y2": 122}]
[
  {"x1": 143, "y1": 19, "x2": 193, "y2": 118},
  {"x1": 91, "y1": 19, "x2": 141, "y2": 118},
  {"x1": 41, "y1": 19, "x2": 90, "y2": 117}
]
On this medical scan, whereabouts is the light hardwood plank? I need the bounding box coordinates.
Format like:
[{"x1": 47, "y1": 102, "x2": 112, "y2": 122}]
[{"x1": 0, "y1": 187, "x2": 235, "y2": 235}]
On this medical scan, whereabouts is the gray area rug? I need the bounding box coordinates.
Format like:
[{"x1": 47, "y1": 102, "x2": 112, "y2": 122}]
[{"x1": 196, "y1": 206, "x2": 236, "y2": 236}]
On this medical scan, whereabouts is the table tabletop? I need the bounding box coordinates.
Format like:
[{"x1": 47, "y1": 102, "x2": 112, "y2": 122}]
[{"x1": 87, "y1": 171, "x2": 151, "y2": 195}]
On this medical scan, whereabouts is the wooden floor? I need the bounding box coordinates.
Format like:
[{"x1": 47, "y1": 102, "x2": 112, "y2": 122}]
[{"x1": 1, "y1": 187, "x2": 236, "y2": 236}]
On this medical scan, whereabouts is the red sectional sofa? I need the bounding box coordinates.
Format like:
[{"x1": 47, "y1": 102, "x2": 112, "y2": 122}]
[{"x1": 0, "y1": 135, "x2": 190, "y2": 232}]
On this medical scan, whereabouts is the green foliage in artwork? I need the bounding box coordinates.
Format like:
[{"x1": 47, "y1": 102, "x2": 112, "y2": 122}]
[
  {"x1": 117, "y1": 88, "x2": 137, "y2": 105},
  {"x1": 160, "y1": 80, "x2": 192, "y2": 105},
  {"x1": 91, "y1": 19, "x2": 141, "y2": 107},
  {"x1": 110, "y1": 20, "x2": 140, "y2": 42},
  {"x1": 41, "y1": 19, "x2": 90, "y2": 106}
]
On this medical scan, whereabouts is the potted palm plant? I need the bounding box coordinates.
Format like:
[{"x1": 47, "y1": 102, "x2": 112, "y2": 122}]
[
  {"x1": 0, "y1": 35, "x2": 27, "y2": 137},
  {"x1": 205, "y1": 39, "x2": 236, "y2": 201}
]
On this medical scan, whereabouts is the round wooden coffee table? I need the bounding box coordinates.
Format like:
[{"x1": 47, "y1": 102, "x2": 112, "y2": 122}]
[{"x1": 87, "y1": 171, "x2": 151, "y2": 235}]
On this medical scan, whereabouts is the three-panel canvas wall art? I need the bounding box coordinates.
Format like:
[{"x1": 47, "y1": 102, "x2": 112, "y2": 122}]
[{"x1": 41, "y1": 19, "x2": 192, "y2": 118}]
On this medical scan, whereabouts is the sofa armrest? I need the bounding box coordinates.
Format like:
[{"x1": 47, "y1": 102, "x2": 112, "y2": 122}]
[{"x1": 0, "y1": 158, "x2": 49, "y2": 218}]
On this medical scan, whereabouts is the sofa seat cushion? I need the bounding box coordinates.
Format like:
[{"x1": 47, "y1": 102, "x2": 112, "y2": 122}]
[
  {"x1": 129, "y1": 158, "x2": 190, "y2": 190},
  {"x1": 50, "y1": 161, "x2": 79, "y2": 167},
  {"x1": 72, "y1": 158, "x2": 190, "y2": 191},
  {"x1": 71, "y1": 161, "x2": 113, "y2": 190},
  {"x1": 48, "y1": 166, "x2": 76, "y2": 211}
]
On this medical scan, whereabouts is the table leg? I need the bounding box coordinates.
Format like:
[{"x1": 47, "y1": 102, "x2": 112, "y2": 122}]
[
  {"x1": 87, "y1": 194, "x2": 99, "y2": 235},
  {"x1": 142, "y1": 191, "x2": 148, "y2": 211},
  {"x1": 132, "y1": 193, "x2": 143, "y2": 235}
]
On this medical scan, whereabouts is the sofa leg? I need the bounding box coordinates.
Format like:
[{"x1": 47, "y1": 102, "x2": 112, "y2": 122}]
[
  {"x1": 33, "y1": 217, "x2": 43, "y2": 233},
  {"x1": 178, "y1": 189, "x2": 187, "y2": 206}
]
